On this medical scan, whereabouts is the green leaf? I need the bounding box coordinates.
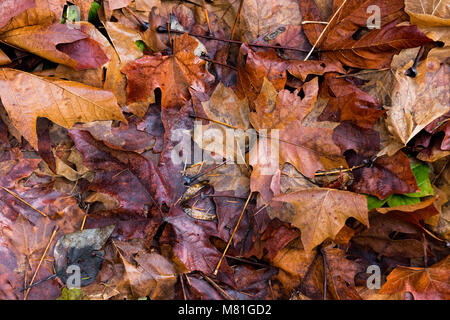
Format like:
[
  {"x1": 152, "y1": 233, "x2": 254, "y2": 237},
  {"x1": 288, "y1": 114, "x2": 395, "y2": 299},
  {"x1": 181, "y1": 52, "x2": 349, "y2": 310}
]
[
  {"x1": 88, "y1": 2, "x2": 101, "y2": 23},
  {"x1": 387, "y1": 194, "x2": 421, "y2": 207},
  {"x1": 366, "y1": 195, "x2": 389, "y2": 210},
  {"x1": 405, "y1": 162, "x2": 433, "y2": 198},
  {"x1": 135, "y1": 40, "x2": 146, "y2": 52},
  {"x1": 57, "y1": 287, "x2": 84, "y2": 300},
  {"x1": 67, "y1": 5, "x2": 80, "y2": 22}
]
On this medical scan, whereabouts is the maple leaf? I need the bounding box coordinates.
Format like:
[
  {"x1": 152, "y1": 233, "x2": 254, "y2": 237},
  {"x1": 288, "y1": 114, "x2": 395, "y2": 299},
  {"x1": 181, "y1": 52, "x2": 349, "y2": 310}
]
[
  {"x1": 300, "y1": 0, "x2": 432, "y2": 68},
  {"x1": 69, "y1": 129, "x2": 172, "y2": 214},
  {"x1": 236, "y1": 44, "x2": 343, "y2": 104},
  {"x1": 379, "y1": 256, "x2": 450, "y2": 300},
  {"x1": 229, "y1": 0, "x2": 302, "y2": 42},
  {"x1": 249, "y1": 77, "x2": 346, "y2": 185},
  {"x1": 160, "y1": 206, "x2": 234, "y2": 283},
  {"x1": 0, "y1": 68, "x2": 126, "y2": 150},
  {"x1": 352, "y1": 213, "x2": 428, "y2": 259},
  {"x1": 319, "y1": 75, "x2": 386, "y2": 129},
  {"x1": 0, "y1": 23, "x2": 109, "y2": 70},
  {"x1": 0, "y1": 160, "x2": 85, "y2": 299},
  {"x1": 122, "y1": 33, "x2": 215, "y2": 110},
  {"x1": 405, "y1": 0, "x2": 450, "y2": 60},
  {"x1": 114, "y1": 239, "x2": 177, "y2": 299},
  {"x1": 386, "y1": 57, "x2": 450, "y2": 146},
  {"x1": 270, "y1": 187, "x2": 368, "y2": 253},
  {"x1": 0, "y1": 0, "x2": 65, "y2": 33},
  {"x1": 347, "y1": 151, "x2": 419, "y2": 200}
]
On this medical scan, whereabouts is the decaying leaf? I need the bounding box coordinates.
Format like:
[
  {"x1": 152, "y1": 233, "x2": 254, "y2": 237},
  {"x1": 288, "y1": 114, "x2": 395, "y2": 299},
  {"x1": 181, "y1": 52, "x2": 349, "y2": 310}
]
[
  {"x1": 271, "y1": 187, "x2": 368, "y2": 252},
  {"x1": 0, "y1": 68, "x2": 126, "y2": 149},
  {"x1": 386, "y1": 57, "x2": 450, "y2": 146},
  {"x1": 122, "y1": 33, "x2": 215, "y2": 110},
  {"x1": 379, "y1": 256, "x2": 450, "y2": 300}
]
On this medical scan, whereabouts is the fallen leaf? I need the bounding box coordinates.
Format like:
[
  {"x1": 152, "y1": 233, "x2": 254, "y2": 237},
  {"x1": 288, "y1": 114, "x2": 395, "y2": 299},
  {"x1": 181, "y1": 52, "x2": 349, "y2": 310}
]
[
  {"x1": 122, "y1": 33, "x2": 215, "y2": 110},
  {"x1": 0, "y1": 23, "x2": 109, "y2": 70},
  {"x1": 270, "y1": 187, "x2": 368, "y2": 252},
  {"x1": 379, "y1": 256, "x2": 450, "y2": 300},
  {"x1": 300, "y1": 0, "x2": 432, "y2": 68},
  {"x1": 0, "y1": 68, "x2": 126, "y2": 149},
  {"x1": 114, "y1": 239, "x2": 177, "y2": 299},
  {"x1": 386, "y1": 57, "x2": 450, "y2": 146}
]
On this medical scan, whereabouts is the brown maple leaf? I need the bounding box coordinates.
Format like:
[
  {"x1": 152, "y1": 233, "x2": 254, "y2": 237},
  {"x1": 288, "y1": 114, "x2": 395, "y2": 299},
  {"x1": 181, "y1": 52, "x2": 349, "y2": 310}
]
[
  {"x1": 379, "y1": 256, "x2": 450, "y2": 300},
  {"x1": 300, "y1": 0, "x2": 432, "y2": 68},
  {"x1": 122, "y1": 33, "x2": 215, "y2": 110},
  {"x1": 0, "y1": 68, "x2": 126, "y2": 149},
  {"x1": 270, "y1": 187, "x2": 368, "y2": 253}
]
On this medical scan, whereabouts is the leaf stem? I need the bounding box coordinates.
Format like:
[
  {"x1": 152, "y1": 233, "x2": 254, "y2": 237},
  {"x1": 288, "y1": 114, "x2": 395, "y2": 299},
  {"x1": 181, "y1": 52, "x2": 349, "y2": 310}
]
[{"x1": 213, "y1": 192, "x2": 253, "y2": 275}]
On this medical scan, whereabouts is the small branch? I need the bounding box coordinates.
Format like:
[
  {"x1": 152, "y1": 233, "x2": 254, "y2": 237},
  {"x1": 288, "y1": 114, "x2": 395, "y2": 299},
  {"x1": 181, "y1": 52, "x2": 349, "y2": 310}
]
[
  {"x1": 214, "y1": 192, "x2": 253, "y2": 275},
  {"x1": 201, "y1": 0, "x2": 212, "y2": 35},
  {"x1": 189, "y1": 113, "x2": 238, "y2": 128},
  {"x1": 336, "y1": 68, "x2": 390, "y2": 78},
  {"x1": 180, "y1": 274, "x2": 187, "y2": 300},
  {"x1": 184, "y1": 160, "x2": 229, "y2": 185},
  {"x1": 24, "y1": 226, "x2": 58, "y2": 299},
  {"x1": 231, "y1": 0, "x2": 244, "y2": 40},
  {"x1": 181, "y1": 0, "x2": 203, "y2": 7},
  {"x1": 302, "y1": 21, "x2": 328, "y2": 25},
  {"x1": 124, "y1": 7, "x2": 149, "y2": 31},
  {"x1": 200, "y1": 56, "x2": 238, "y2": 71},
  {"x1": 202, "y1": 273, "x2": 234, "y2": 300},
  {"x1": 156, "y1": 27, "x2": 310, "y2": 52},
  {"x1": 1, "y1": 186, "x2": 47, "y2": 217},
  {"x1": 406, "y1": 46, "x2": 425, "y2": 77},
  {"x1": 304, "y1": 0, "x2": 349, "y2": 61},
  {"x1": 225, "y1": 255, "x2": 271, "y2": 269}
]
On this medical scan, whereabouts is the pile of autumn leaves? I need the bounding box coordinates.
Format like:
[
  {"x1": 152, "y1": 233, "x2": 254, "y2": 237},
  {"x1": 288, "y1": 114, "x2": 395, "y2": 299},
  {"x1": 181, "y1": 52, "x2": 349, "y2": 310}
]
[{"x1": 0, "y1": 0, "x2": 449, "y2": 300}]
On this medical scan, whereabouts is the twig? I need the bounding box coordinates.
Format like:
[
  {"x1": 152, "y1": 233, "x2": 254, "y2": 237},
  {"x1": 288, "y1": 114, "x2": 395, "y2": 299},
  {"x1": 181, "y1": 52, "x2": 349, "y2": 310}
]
[
  {"x1": 20, "y1": 274, "x2": 57, "y2": 292},
  {"x1": 304, "y1": 0, "x2": 348, "y2": 61},
  {"x1": 214, "y1": 192, "x2": 253, "y2": 275},
  {"x1": 224, "y1": 255, "x2": 271, "y2": 269},
  {"x1": 1, "y1": 186, "x2": 47, "y2": 217},
  {"x1": 156, "y1": 27, "x2": 310, "y2": 52},
  {"x1": 202, "y1": 273, "x2": 234, "y2": 300},
  {"x1": 252, "y1": 204, "x2": 268, "y2": 216},
  {"x1": 123, "y1": 7, "x2": 149, "y2": 31},
  {"x1": 406, "y1": 46, "x2": 425, "y2": 77},
  {"x1": 231, "y1": 0, "x2": 244, "y2": 40},
  {"x1": 80, "y1": 214, "x2": 87, "y2": 231},
  {"x1": 189, "y1": 113, "x2": 238, "y2": 128},
  {"x1": 302, "y1": 21, "x2": 328, "y2": 25},
  {"x1": 336, "y1": 68, "x2": 390, "y2": 78},
  {"x1": 201, "y1": 0, "x2": 212, "y2": 35},
  {"x1": 181, "y1": 0, "x2": 203, "y2": 7},
  {"x1": 24, "y1": 226, "x2": 58, "y2": 299},
  {"x1": 180, "y1": 274, "x2": 187, "y2": 300},
  {"x1": 314, "y1": 164, "x2": 365, "y2": 176},
  {"x1": 184, "y1": 160, "x2": 229, "y2": 185},
  {"x1": 200, "y1": 56, "x2": 238, "y2": 71}
]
